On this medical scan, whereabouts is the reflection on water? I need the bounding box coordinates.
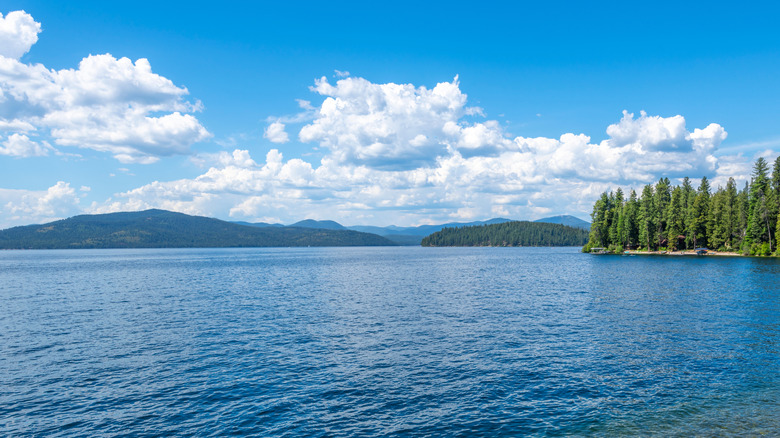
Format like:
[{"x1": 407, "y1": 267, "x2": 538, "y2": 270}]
[{"x1": 0, "y1": 247, "x2": 778, "y2": 436}]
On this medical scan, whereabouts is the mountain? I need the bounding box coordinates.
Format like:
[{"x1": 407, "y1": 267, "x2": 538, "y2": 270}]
[
  {"x1": 255, "y1": 217, "x2": 516, "y2": 246},
  {"x1": 231, "y1": 221, "x2": 284, "y2": 228},
  {"x1": 289, "y1": 219, "x2": 346, "y2": 230},
  {"x1": 421, "y1": 221, "x2": 589, "y2": 247},
  {"x1": 0, "y1": 209, "x2": 396, "y2": 249},
  {"x1": 534, "y1": 215, "x2": 590, "y2": 230},
  {"x1": 346, "y1": 218, "x2": 513, "y2": 245},
  {"x1": 348, "y1": 218, "x2": 512, "y2": 236}
]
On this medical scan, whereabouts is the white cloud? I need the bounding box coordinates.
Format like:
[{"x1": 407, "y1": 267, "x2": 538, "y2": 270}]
[
  {"x1": 0, "y1": 181, "x2": 83, "y2": 229},
  {"x1": 606, "y1": 110, "x2": 690, "y2": 151},
  {"x1": 0, "y1": 11, "x2": 40, "y2": 59},
  {"x1": 0, "y1": 11, "x2": 210, "y2": 163},
  {"x1": 0, "y1": 133, "x2": 56, "y2": 157},
  {"x1": 82, "y1": 75, "x2": 740, "y2": 226},
  {"x1": 3, "y1": 74, "x2": 744, "y2": 228},
  {"x1": 264, "y1": 121, "x2": 289, "y2": 144},
  {"x1": 298, "y1": 75, "x2": 474, "y2": 169},
  {"x1": 192, "y1": 149, "x2": 259, "y2": 168}
]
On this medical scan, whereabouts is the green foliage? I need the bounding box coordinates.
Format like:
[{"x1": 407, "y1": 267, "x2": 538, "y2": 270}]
[
  {"x1": 0, "y1": 209, "x2": 397, "y2": 249},
  {"x1": 582, "y1": 156, "x2": 780, "y2": 256},
  {"x1": 748, "y1": 157, "x2": 773, "y2": 251},
  {"x1": 421, "y1": 221, "x2": 588, "y2": 247}
]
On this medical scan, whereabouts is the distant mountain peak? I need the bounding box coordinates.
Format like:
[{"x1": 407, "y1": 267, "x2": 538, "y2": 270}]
[
  {"x1": 288, "y1": 219, "x2": 346, "y2": 230},
  {"x1": 534, "y1": 215, "x2": 590, "y2": 230}
]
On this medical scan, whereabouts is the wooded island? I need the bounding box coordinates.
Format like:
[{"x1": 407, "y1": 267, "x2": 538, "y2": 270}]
[
  {"x1": 583, "y1": 156, "x2": 780, "y2": 256},
  {"x1": 422, "y1": 221, "x2": 588, "y2": 247}
]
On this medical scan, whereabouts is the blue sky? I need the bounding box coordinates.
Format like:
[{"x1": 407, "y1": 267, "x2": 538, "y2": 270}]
[{"x1": 1, "y1": 1, "x2": 779, "y2": 228}]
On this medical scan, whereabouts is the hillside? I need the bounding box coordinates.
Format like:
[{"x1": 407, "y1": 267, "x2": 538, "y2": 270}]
[
  {"x1": 0, "y1": 209, "x2": 396, "y2": 249},
  {"x1": 349, "y1": 218, "x2": 512, "y2": 237},
  {"x1": 534, "y1": 215, "x2": 590, "y2": 230},
  {"x1": 231, "y1": 221, "x2": 284, "y2": 228},
  {"x1": 289, "y1": 219, "x2": 346, "y2": 230},
  {"x1": 421, "y1": 221, "x2": 589, "y2": 247}
]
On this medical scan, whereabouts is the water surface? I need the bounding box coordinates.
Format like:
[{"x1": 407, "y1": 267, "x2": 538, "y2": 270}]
[{"x1": 1, "y1": 247, "x2": 778, "y2": 436}]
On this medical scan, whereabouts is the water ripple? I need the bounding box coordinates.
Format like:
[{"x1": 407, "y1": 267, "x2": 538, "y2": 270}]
[{"x1": 1, "y1": 247, "x2": 779, "y2": 436}]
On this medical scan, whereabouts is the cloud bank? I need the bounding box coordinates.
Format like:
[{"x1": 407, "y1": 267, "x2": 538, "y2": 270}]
[
  {"x1": 0, "y1": 11, "x2": 746, "y2": 229},
  {"x1": 0, "y1": 181, "x2": 86, "y2": 228},
  {"x1": 84, "y1": 75, "x2": 735, "y2": 227},
  {"x1": 0, "y1": 10, "x2": 210, "y2": 163}
]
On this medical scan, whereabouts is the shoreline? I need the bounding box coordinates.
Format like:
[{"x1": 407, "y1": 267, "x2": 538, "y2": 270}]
[{"x1": 622, "y1": 250, "x2": 743, "y2": 257}]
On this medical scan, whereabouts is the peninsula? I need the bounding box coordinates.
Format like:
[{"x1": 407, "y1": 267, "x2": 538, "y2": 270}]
[{"x1": 583, "y1": 156, "x2": 780, "y2": 257}]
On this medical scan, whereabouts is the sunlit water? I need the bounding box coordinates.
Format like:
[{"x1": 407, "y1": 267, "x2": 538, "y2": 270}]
[{"x1": 1, "y1": 247, "x2": 779, "y2": 436}]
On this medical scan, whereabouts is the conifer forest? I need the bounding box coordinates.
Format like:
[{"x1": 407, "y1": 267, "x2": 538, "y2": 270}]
[{"x1": 583, "y1": 156, "x2": 780, "y2": 256}]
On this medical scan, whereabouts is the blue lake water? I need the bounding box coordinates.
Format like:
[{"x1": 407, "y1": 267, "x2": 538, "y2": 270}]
[{"x1": 1, "y1": 247, "x2": 779, "y2": 436}]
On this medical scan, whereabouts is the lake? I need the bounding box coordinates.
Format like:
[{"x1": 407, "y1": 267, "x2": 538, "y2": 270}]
[{"x1": 1, "y1": 247, "x2": 779, "y2": 436}]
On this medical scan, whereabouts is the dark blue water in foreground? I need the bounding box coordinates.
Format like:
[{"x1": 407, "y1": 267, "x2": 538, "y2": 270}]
[{"x1": 1, "y1": 247, "x2": 779, "y2": 436}]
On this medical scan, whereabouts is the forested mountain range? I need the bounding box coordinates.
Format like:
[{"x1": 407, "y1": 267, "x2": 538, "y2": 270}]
[
  {"x1": 584, "y1": 156, "x2": 780, "y2": 256},
  {"x1": 421, "y1": 221, "x2": 589, "y2": 247},
  {"x1": 232, "y1": 215, "x2": 589, "y2": 246},
  {"x1": 0, "y1": 210, "x2": 396, "y2": 249}
]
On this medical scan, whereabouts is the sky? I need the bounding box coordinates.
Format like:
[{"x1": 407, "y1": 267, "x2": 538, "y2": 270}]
[{"x1": 1, "y1": 1, "x2": 779, "y2": 229}]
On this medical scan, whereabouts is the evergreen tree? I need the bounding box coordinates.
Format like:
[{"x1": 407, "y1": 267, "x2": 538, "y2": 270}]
[
  {"x1": 588, "y1": 192, "x2": 611, "y2": 248},
  {"x1": 724, "y1": 178, "x2": 739, "y2": 250},
  {"x1": 654, "y1": 178, "x2": 671, "y2": 248},
  {"x1": 748, "y1": 157, "x2": 772, "y2": 253},
  {"x1": 609, "y1": 188, "x2": 625, "y2": 248},
  {"x1": 666, "y1": 186, "x2": 685, "y2": 250},
  {"x1": 583, "y1": 156, "x2": 780, "y2": 255},
  {"x1": 690, "y1": 177, "x2": 711, "y2": 248},
  {"x1": 737, "y1": 182, "x2": 750, "y2": 251},
  {"x1": 625, "y1": 190, "x2": 640, "y2": 247},
  {"x1": 771, "y1": 157, "x2": 780, "y2": 252},
  {"x1": 681, "y1": 177, "x2": 695, "y2": 249},
  {"x1": 709, "y1": 187, "x2": 727, "y2": 250},
  {"x1": 639, "y1": 184, "x2": 656, "y2": 249}
]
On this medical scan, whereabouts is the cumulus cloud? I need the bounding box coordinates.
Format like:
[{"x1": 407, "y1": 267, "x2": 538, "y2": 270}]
[
  {"x1": 0, "y1": 11, "x2": 40, "y2": 59},
  {"x1": 0, "y1": 11, "x2": 210, "y2": 163},
  {"x1": 298, "y1": 75, "x2": 477, "y2": 169},
  {"x1": 192, "y1": 149, "x2": 259, "y2": 168},
  {"x1": 264, "y1": 121, "x2": 289, "y2": 144},
  {"x1": 0, "y1": 133, "x2": 56, "y2": 157},
  {"x1": 85, "y1": 75, "x2": 741, "y2": 226},
  {"x1": 40, "y1": 75, "x2": 746, "y2": 227},
  {"x1": 0, "y1": 181, "x2": 84, "y2": 229},
  {"x1": 513, "y1": 111, "x2": 727, "y2": 185}
]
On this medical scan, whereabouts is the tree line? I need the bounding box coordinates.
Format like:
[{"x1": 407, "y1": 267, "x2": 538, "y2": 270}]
[
  {"x1": 422, "y1": 221, "x2": 588, "y2": 247},
  {"x1": 583, "y1": 156, "x2": 780, "y2": 256}
]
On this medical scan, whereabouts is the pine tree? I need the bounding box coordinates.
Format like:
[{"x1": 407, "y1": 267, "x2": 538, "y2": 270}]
[
  {"x1": 639, "y1": 184, "x2": 656, "y2": 249},
  {"x1": 625, "y1": 189, "x2": 640, "y2": 247},
  {"x1": 666, "y1": 186, "x2": 685, "y2": 250},
  {"x1": 654, "y1": 178, "x2": 671, "y2": 248},
  {"x1": 748, "y1": 157, "x2": 772, "y2": 253},
  {"x1": 609, "y1": 188, "x2": 625, "y2": 248},
  {"x1": 771, "y1": 156, "x2": 780, "y2": 253},
  {"x1": 738, "y1": 182, "x2": 750, "y2": 252},
  {"x1": 690, "y1": 177, "x2": 711, "y2": 248},
  {"x1": 588, "y1": 192, "x2": 611, "y2": 248},
  {"x1": 709, "y1": 187, "x2": 727, "y2": 250},
  {"x1": 724, "y1": 178, "x2": 739, "y2": 250},
  {"x1": 681, "y1": 177, "x2": 695, "y2": 249}
]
